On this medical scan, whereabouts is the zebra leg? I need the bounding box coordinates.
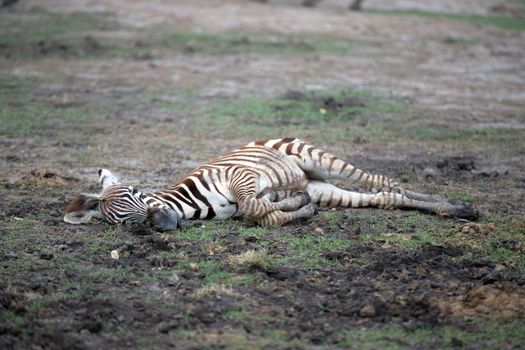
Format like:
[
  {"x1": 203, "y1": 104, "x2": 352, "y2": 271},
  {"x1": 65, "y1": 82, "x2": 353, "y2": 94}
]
[
  {"x1": 256, "y1": 138, "x2": 402, "y2": 192},
  {"x1": 230, "y1": 168, "x2": 306, "y2": 220},
  {"x1": 270, "y1": 192, "x2": 311, "y2": 211},
  {"x1": 298, "y1": 146, "x2": 401, "y2": 192},
  {"x1": 256, "y1": 203, "x2": 318, "y2": 226},
  {"x1": 305, "y1": 181, "x2": 478, "y2": 220},
  {"x1": 402, "y1": 189, "x2": 447, "y2": 203}
]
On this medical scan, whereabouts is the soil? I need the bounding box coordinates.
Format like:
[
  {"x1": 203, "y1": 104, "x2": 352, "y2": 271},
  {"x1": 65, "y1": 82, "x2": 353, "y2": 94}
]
[
  {"x1": 1, "y1": 215, "x2": 524, "y2": 348},
  {"x1": 1, "y1": 0, "x2": 525, "y2": 349}
]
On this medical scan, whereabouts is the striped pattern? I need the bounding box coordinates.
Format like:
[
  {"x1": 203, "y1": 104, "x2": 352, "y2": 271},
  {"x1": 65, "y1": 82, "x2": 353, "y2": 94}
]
[
  {"x1": 84, "y1": 137, "x2": 476, "y2": 227},
  {"x1": 248, "y1": 138, "x2": 399, "y2": 191},
  {"x1": 98, "y1": 185, "x2": 151, "y2": 224},
  {"x1": 147, "y1": 144, "x2": 309, "y2": 221}
]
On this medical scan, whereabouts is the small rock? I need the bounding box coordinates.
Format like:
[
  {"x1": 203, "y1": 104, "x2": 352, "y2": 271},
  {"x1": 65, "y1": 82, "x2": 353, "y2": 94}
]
[
  {"x1": 110, "y1": 250, "x2": 120, "y2": 260},
  {"x1": 422, "y1": 167, "x2": 439, "y2": 181},
  {"x1": 158, "y1": 321, "x2": 179, "y2": 333},
  {"x1": 6, "y1": 154, "x2": 20, "y2": 162},
  {"x1": 494, "y1": 264, "x2": 506, "y2": 272},
  {"x1": 168, "y1": 272, "x2": 180, "y2": 286},
  {"x1": 359, "y1": 305, "x2": 376, "y2": 318},
  {"x1": 39, "y1": 249, "x2": 53, "y2": 260},
  {"x1": 82, "y1": 320, "x2": 102, "y2": 333}
]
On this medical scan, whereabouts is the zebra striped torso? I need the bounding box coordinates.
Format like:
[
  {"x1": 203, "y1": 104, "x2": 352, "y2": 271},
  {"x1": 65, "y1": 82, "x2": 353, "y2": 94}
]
[{"x1": 146, "y1": 143, "x2": 309, "y2": 220}]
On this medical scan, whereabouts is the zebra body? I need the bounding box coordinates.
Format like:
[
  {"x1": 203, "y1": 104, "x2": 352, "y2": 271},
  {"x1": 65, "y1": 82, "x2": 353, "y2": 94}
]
[
  {"x1": 140, "y1": 143, "x2": 308, "y2": 221},
  {"x1": 64, "y1": 138, "x2": 477, "y2": 230}
]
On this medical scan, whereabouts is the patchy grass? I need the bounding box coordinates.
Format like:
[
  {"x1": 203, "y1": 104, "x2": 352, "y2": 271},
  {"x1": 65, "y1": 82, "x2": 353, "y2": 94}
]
[
  {"x1": 0, "y1": 8, "x2": 120, "y2": 59},
  {"x1": 278, "y1": 234, "x2": 353, "y2": 266},
  {"x1": 322, "y1": 211, "x2": 348, "y2": 230},
  {"x1": 143, "y1": 30, "x2": 360, "y2": 56},
  {"x1": 0, "y1": 77, "x2": 99, "y2": 141},
  {"x1": 341, "y1": 320, "x2": 525, "y2": 349},
  {"x1": 225, "y1": 310, "x2": 248, "y2": 322},
  {"x1": 439, "y1": 188, "x2": 476, "y2": 203},
  {"x1": 194, "y1": 283, "x2": 238, "y2": 298},
  {"x1": 2, "y1": 309, "x2": 27, "y2": 328},
  {"x1": 0, "y1": 102, "x2": 94, "y2": 137},
  {"x1": 0, "y1": 8, "x2": 360, "y2": 61},
  {"x1": 203, "y1": 89, "x2": 405, "y2": 125},
  {"x1": 455, "y1": 215, "x2": 525, "y2": 276},
  {"x1": 365, "y1": 9, "x2": 525, "y2": 31},
  {"x1": 187, "y1": 89, "x2": 409, "y2": 144},
  {"x1": 162, "y1": 319, "x2": 525, "y2": 349},
  {"x1": 352, "y1": 210, "x2": 444, "y2": 247},
  {"x1": 196, "y1": 259, "x2": 235, "y2": 285},
  {"x1": 167, "y1": 328, "x2": 309, "y2": 350},
  {"x1": 173, "y1": 223, "x2": 222, "y2": 240},
  {"x1": 408, "y1": 125, "x2": 525, "y2": 153},
  {"x1": 228, "y1": 249, "x2": 271, "y2": 271},
  {"x1": 141, "y1": 86, "x2": 525, "y2": 156},
  {"x1": 238, "y1": 226, "x2": 268, "y2": 238}
]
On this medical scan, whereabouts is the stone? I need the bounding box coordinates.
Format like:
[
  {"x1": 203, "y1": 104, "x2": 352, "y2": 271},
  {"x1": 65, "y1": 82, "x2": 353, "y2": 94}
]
[
  {"x1": 359, "y1": 305, "x2": 376, "y2": 317},
  {"x1": 39, "y1": 249, "x2": 53, "y2": 260},
  {"x1": 110, "y1": 250, "x2": 120, "y2": 260}
]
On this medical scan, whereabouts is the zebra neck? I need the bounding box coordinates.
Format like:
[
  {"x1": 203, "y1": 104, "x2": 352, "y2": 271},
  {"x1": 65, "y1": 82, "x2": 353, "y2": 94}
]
[{"x1": 147, "y1": 185, "x2": 211, "y2": 220}]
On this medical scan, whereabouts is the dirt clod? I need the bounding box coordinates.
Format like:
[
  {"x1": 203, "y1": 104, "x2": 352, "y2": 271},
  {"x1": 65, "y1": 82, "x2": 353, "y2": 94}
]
[
  {"x1": 359, "y1": 305, "x2": 376, "y2": 318},
  {"x1": 437, "y1": 284, "x2": 525, "y2": 318},
  {"x1": 456, "y1": 222, "x2": 496, "y2": 236},
  {"x1": 16, "y1": 168, "x2": 79, "y2": 188},
  {"x1": 38, "y1": 249, "x2": 54, "y2": 260},
  {"x1": 436, "y1": 156, "x2": 476, "y2": 172}
]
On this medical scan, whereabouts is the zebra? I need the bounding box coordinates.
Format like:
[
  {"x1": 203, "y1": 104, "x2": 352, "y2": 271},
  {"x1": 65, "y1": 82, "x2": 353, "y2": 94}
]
[{"x1": 64, "y1": 137, "x2": 477, "y2": 231}]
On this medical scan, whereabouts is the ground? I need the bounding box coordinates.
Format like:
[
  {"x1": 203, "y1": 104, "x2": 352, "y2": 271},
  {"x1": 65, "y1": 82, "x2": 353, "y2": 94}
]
[{"x1": 1, "y1": 0, "x2": 525, "y2": 349}]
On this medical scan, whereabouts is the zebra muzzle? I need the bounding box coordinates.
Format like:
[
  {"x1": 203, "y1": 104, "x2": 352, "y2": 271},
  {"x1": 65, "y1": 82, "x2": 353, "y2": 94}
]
[{"x1": 146, "y1": 206, "x2": 182, "y2": 232}]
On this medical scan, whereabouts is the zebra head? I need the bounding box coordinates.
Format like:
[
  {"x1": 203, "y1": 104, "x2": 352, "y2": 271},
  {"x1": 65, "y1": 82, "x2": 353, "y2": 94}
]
[{"x1": 64, "y1": 169, "x2": 181, "y2": 231}]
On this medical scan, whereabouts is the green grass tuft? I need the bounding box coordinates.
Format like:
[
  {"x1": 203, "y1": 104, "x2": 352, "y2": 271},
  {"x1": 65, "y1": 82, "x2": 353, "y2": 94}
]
[
  {"x1": 0, "y1": 8, "x2": 120, "y2": 59},
  {"x1": 278, "y1": 234, "x2": 353, "y2": 266},
  {"x1": 365, "y1": 9, "x2": 525, "y2": 31},
  {"x1": 145, "y1": 30, "x2": 360, "y2": 56}
]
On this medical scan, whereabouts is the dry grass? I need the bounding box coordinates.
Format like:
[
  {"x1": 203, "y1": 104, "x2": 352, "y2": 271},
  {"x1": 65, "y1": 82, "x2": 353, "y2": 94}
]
[
  {"x1": 228, "y1": 249, "x2": 271, "y2": 271},
  {"x1": 194, "y1": 284, "x2": 240, "y2": 298}
]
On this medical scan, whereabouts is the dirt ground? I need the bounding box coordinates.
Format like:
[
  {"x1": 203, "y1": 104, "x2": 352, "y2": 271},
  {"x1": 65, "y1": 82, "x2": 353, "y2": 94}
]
[{"x1": 1, "y1": 0, "x2": 525, "y2": 349}]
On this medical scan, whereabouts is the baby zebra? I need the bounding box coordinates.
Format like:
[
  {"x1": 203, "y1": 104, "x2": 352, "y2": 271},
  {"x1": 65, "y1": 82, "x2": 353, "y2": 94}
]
[{"x1": 64, "y1": 138, "x2": 477, "y2": 231}]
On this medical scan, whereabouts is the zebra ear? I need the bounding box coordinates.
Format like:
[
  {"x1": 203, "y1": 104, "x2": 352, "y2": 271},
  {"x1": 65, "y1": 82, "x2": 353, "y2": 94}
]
[
  {"x1": 98, "y1": 168, "x2": 120, "y2": 189},
  {"x1": 146, "y1": 206, "x2": 181, "y2": 231},
  {"x1": 63, "y1": 194, "x2": 102, "y2": 224}
]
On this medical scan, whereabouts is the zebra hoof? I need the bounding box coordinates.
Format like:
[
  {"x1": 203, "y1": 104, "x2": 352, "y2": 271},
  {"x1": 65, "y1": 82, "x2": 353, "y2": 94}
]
[
  {"x1": 298, "y1": 202, "x2": 318, "y2": 219},
  {"x1": 447, "y1": 200, "x2": 479, "y2": 221},
  {"x1": 297, "y1": 191, "x2": 311, "y2": 207}
]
